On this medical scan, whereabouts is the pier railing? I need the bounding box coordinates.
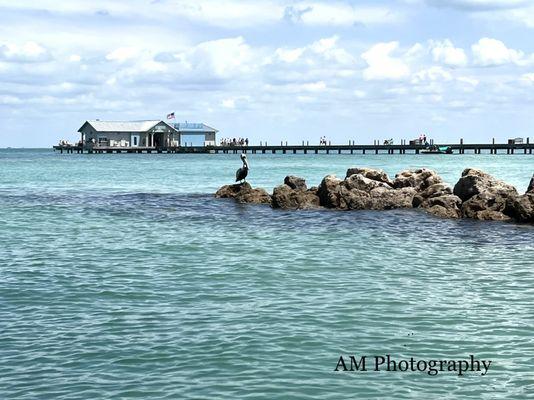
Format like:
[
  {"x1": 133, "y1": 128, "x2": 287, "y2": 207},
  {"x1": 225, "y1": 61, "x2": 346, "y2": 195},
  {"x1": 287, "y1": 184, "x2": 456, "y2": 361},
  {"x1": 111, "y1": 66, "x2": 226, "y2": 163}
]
[{"x1": 53, "y1": 138, "x2": 533, "y2": 155}]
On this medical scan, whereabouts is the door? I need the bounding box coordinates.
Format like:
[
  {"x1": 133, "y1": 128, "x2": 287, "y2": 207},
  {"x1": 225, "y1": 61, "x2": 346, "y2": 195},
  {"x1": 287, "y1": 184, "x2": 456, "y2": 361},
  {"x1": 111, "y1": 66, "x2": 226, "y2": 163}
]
[{"x1": 131, "y1": 134, "x2": 140, "y2": 147}]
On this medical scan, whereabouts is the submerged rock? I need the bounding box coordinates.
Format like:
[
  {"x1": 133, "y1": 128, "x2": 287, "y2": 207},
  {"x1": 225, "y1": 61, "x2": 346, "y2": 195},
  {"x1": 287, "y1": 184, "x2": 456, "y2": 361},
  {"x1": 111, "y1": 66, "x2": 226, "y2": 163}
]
[{"x1": 215, "y1": 182, "x2": 271, "y2": 205}]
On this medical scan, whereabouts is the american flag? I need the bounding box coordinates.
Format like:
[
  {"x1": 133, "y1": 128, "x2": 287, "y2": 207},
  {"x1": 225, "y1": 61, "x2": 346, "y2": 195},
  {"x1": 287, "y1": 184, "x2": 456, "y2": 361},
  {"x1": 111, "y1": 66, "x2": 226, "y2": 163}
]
[{"x1": 167, "y1": 112, "x2": 175, "y2": 119}]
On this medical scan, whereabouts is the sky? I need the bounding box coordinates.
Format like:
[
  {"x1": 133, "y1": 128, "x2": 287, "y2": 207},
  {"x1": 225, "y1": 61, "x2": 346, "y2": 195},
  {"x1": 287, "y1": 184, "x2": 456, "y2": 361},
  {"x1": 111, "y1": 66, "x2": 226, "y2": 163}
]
[{"x1": 1, "y1": 0, "x2": 534, "y2": 147}]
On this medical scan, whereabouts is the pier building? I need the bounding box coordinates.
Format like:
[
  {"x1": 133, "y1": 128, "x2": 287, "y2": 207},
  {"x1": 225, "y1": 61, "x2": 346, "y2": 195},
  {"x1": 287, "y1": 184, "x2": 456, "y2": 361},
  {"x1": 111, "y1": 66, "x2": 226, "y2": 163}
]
[{"x1": 77, "y1": 120, "x2": 218, "y2": 148}]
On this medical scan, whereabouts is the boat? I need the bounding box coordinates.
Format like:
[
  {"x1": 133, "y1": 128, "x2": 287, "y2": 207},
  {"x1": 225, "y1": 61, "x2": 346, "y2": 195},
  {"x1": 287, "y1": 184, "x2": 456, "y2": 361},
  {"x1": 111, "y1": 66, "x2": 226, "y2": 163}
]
[{"x1": 421, "y1": 145, "x2": 453, "y2": 154}]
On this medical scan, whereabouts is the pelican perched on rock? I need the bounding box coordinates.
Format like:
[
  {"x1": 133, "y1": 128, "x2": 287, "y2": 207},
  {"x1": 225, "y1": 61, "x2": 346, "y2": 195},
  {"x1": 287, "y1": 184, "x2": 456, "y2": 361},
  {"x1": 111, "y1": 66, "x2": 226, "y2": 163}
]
[{"x1": 235, "y1": 154, "x2": 249, "y2": 183}]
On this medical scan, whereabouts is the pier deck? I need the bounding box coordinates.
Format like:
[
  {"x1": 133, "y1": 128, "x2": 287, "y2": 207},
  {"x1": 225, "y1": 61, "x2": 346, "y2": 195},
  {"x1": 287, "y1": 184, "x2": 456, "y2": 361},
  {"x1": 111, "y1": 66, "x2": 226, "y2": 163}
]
[{"x1": 53, "y1": 141, "x2": 534, "y2": 155}]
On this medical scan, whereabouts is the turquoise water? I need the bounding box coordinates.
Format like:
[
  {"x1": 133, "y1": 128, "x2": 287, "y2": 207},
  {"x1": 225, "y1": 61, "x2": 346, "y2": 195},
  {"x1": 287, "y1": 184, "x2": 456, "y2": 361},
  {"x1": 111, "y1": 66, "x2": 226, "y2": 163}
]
[{"x1": 1, "y1": 149, "x2": 533, "y2": 399}]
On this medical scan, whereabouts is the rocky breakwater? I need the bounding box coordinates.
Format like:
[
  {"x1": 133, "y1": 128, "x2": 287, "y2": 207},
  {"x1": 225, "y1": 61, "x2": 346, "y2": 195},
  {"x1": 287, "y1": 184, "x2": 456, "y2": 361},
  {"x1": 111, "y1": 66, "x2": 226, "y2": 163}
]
[
  {"x1": 215, "y1": 168, "x2": 534, "y2": 223},
  {"x1": 214, "y1": 182, "x2": 271, "y2": 205}
]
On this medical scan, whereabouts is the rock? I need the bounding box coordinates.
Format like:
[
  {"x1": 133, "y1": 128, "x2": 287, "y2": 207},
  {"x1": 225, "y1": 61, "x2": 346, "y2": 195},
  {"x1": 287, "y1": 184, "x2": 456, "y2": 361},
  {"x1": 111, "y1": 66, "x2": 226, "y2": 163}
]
[
  {"x1": 271, "y1": 184, "x2": 320, "y2": 209},
  {"x1": 317, "y1": 175, "x2": 344, "y2": 208},
  {"x1": 453, "y1": 168, "x2": 517, "y2": 202},
  {"x1": 412, "y1": 183, "x2": 462, "y2": 219},
  {"x1": 368, "y1": 187, "x2": 417, "y2": 210},
  {"x1": 393, "y1": 168, "x2": 443, "y2": 192},
  {"x1": 345, "y1": 167, "x2": 393, "y2": 186},
  {"x1": 426, "y1": 204, "x2": 462, "y2": 219},
  {"x1": 452, "y1": 168, "x2": 518, "y2": 221},
  {"x1": 424, "y1": 195, "x2": 462, "y2": 219},
  {"x1": 339, "y1": 186, "x2": 371, "y2": 210},
  {"x1": 338, "y1": 184, "x2": 416, "y2": 210},
  {"x1": 344, "y1": 173, "x2": 392, "y2": 192},
  {"x1": 505, "y1": 192, "x2": 534, "y2": 223},
  {"x1": 215, "y1": 182, "x2": 271, "y2": 205},
  {"x1": 461, "y1": 191, "x2": 512, "y2": 221},
  {"x1": 527, "y1": 175, "x2": 534, "y2": 193},
  {"x1": 214, "y1": 167, "x2": 533, "y2": 224},
  {"x1": 412, "y1": 183, "x2": 452, "y2": 207},
  {"x1": 284, "y1": 175, "x2": 307, "y2": 191}
]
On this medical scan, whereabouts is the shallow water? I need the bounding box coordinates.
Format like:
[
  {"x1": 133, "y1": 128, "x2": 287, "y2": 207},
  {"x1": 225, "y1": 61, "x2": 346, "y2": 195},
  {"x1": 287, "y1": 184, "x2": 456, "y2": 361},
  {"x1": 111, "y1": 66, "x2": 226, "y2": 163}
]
[{"x1": 1, "y1": 149, "x2": 533, "y2": 399}]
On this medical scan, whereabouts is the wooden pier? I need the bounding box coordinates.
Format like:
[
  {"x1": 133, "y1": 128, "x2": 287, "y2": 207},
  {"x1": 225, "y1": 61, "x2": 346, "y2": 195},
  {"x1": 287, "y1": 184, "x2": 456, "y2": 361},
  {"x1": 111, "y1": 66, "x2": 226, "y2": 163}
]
[{"x1": 54, "y1": 138, "x2": 534, "y2": 155}]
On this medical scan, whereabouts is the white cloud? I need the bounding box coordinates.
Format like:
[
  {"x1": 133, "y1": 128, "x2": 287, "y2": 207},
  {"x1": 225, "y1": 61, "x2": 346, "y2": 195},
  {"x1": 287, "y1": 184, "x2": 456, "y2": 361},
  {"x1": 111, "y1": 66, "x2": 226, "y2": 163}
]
[
  {"x1": 185, "y1": 37, "x2": 254, "y2": 78},
  {"x1": 411, "y1": 66, "x2": 453, "y2": 83},
  {"x1": 0, "y1": 0, "x2": 403, "y2": 29},
  {"x1": 471, "y1": 37, "x2": 524, "y2": 66},
  {"x1": 285, "y1": 2, "x2": 402, "y2": 26},
  {"x1": 424, "y1": 0, "x2": 534, "y2": 28},
  {"x1": 0, "y1": 41, "x2": 50, "y2": 62},
  {"x1": 301, "y1": 81, "x2": 327, "y2": 92},
  {"x1": 169, "y1": 0, "x2": 283, "y2": 28},
  {"x1": 520, "y1": 72, "x2": 534, "y2": 84},
  {"x1": 425, "y1": 0, "x2": 529, "y2": 11},
  {"x1": 221, "y1": 98, "x2": 236, "y2": 108},
  {"x1": 275, "y1": 48, "x2": 304, "y2": 63},
  {"x1": 220, "y1": 95, "x2": 251, "y2": 109},
  {"x1": 106, "y1": 47, "x2": 139, "y2": 62},
  {"x1": 68, "y1": 54, "x2": 81, "y2": 62},
  {"x1": 153, "y1": 36, "x2": 256, "y2": 81},
  {"x1": 457, "y1": 76, "x2": 479, "y2": 86},
  {"x1": 430, "y1": 39, "x2": 468, "y2": 67},
  {"x1": 361, "y1": 42, "x2": 410, "y2": 80}
]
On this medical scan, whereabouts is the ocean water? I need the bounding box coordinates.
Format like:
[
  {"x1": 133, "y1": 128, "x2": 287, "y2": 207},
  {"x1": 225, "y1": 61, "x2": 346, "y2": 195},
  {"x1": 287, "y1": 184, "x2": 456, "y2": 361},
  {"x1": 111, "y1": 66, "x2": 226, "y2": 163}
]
[{"x1": 1, "y1": 149, "x2": 533, "y2": 399}]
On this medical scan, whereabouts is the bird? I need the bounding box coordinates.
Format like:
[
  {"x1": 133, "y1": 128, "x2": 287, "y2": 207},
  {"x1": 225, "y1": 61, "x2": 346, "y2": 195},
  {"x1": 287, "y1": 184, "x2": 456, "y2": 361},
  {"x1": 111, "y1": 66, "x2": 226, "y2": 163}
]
[{"x1": 235, "y1": 153, "x2": 249, "y2": 183}]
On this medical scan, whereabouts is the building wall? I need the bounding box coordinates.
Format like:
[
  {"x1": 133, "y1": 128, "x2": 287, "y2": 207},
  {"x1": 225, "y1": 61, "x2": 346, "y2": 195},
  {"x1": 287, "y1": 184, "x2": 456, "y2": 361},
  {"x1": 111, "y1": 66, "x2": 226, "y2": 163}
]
[
  {"x1": 79, "y1": 122, "x2": 213, "y2": 147},
  {"x1": 81, "y1": 127, "x2": 132, "y2": 146},
  {"x1": 180, "y1": 131, "x2": 216, "y2": 146},
  {"x1": 181, "y1": 134, "x2": 205, "y2": 146},
  {"x1": 205, "y1": 132, "x2": 216, "y2": 146}
]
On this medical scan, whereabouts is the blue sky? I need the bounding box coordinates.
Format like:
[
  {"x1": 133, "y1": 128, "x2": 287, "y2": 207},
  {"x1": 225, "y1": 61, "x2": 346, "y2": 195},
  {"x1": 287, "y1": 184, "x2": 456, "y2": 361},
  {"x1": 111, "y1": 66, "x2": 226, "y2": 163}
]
[{"x1": 1, "y1": 0, "x2": 534, "y2": 147}]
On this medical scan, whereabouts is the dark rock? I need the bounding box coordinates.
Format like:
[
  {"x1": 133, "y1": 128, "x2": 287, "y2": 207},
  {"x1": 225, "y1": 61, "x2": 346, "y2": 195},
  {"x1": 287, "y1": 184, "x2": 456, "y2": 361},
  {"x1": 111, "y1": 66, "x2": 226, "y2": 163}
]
[
  {"x1": 319, "y1": 173, "x2": 417, "y2": 211},
  {"x1": 412, "y1": 183, "x2": 462, "y2": 219},
  {"x1": 505, "y1": 192, "x2": 534, "y2": 222},
  {"x1": 461, "y1": 191, "x2": 512, "y2": 221},
  {"x1": 367, "y1": 186, "x2": 417, "y2": 210},
  {"x1": 214, "y1": 167, "x2": 533, "y2": 224},
  {"x1": 339, "y1": 181, "x2": 416, "y2": 210},
  {"x1": 339, "y1": 186, "x2": 371, "y2": 210},
  {"x1": 393, "y1": 168, "x2": 442, "y2": 191},
  {"x1": 284, "y1": 175, "x2": 307, "y2": 191},
  {"x1": 424, "y1": 195, "x2": 462, "y2": 219},
  {"x1": 345, "y1": 167, "x2": 393, "y2": 186},
  {"x1": 272, "y1": 184, "x2": 320, "y2": 209},
  {"x1": 215, "y1": 182, "x2": 271, "y2": 205},
  {"x1": 527, "y1": 175, "x2": 534, "y2": 193},
  {"x1": 412, "y1": 183, "x2": 452, "y2": 207},
  {"x1": 453, "y1": 168, "x2": 518, "y2": 221},
  {"x1": 317, "y1": 175, "x2": 344, "y2": 208},
  {"x1": 453, "y1": 168, "x2": 517, "y2": 202}
]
